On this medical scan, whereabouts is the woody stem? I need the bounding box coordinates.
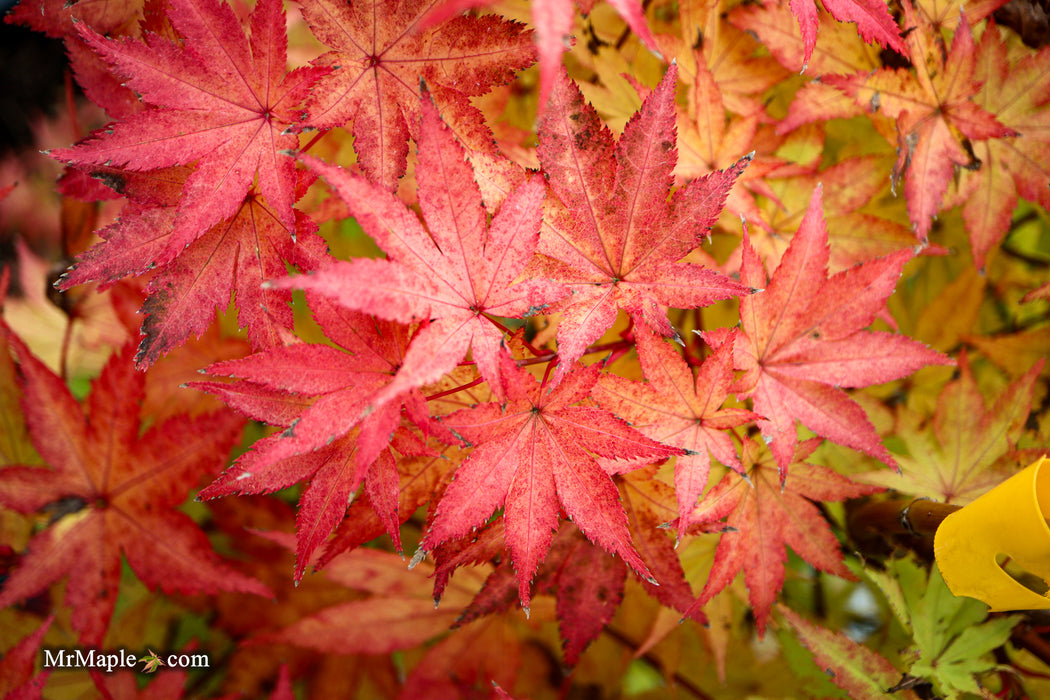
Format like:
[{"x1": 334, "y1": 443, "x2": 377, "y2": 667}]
[{"x1": 847, "y1": 497, "x2": 959, "y2": 557}]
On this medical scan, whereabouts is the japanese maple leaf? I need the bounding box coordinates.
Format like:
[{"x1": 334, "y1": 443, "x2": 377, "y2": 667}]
[
  {"x1": 779, "y1": 606, "x2": 921, "y2": 700},
  {"x1": 446, "y1": 523, "x2": 627, "y2": 664},
  {"x1": 676, "y1": 0, "x2": 790, "y2": 118},
  {"x1": 674, "y1": 50, "x2": 787, "y2": 230},
  {"x1": 548, "y1": 531, "x2": 627, "y2": 665},
  {"x1": 616, "y1": 466, "x2": 707, "y2": 621},
  {"x1": 534, "y1": 64, "x2": 751, "y2": 383},
  {"x1": 911, "y1": 0, "x2": 1010, "y2": 33},
  {"x1": 193, "y1": 296, "x2": 440, "y2": 580},
  {"x1": 439, "y1": 467, "x2": 705, "y2": 664},
  {"x1": 88, "y1": 670, "x2": 190, "y2": 700},
  {"x1": 0, "y1": 336, "x2": 269, "y2": 646},
  {"x1": 49, "y1": 0, "x2": 329, "y2": 261},
  {"x1": 743, "y1": 156, "x2": 922, "y2": 273},
  {"x1": 418, "y1": 351, "x2": 682, "y2": 611},
  {"x1": 824, "y1": 7, "x2": 1015, "y2": 241},
  {"x1": 786, "y1": 0, "x2": 906, "y2": 71},
  {"x1": 684, "y1": 438, "x2": 881, "y2": 634},
  {"x1": 4, "y1": 0, "x2": 143, "y2": 39},
  {"x1": 948, "y1": 24, "x2": 1050, "y2": 269},
  {"x1": 400, "y1": 612, "x2": 520, "y2": 699},
  {"x1": 729, "y1": 0, "x2": 886, "y2": 140},
  {"x1": 252, "y1": 544, "x2": 482, "y2": 654},
  {"x1": 0, "y1": 615, "x2": 52, "y2": 700},
  {"x1": 138, "y1": 650, "x2": 165, "y2": 674},
  {"x1": 56, "y1": 166, "x2": 328, "y2": 367},
  {"x1": 733, "y1": 186, "x2": 952, "y2": 476},
  {"x1": 298, "y1": 0, "x2": 535, "y2": 190},
  {"x1": 279, "y1": 91, "x2": 564, "y2": 407},
  {"x1": 595, "y1": 328, "x2": 758, "y2": 540},
  {"x1": 315, "y1": 442, "x2": 465, "y2": 569},
  {"x1": 859, "y1": 353, "x2": 1045, "y2": 504},
  {"x1": 420, "y1": 0, "x2": 659, "y2": 116}
]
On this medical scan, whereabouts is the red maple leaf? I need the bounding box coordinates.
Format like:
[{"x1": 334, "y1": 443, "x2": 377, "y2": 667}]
[
  {"x1": 417, "y1": 351, "x2": 682, "y2": 611},
  {"x1": 420, "y1": 0, "x2": 659, "y2": 116},
  {"x1": 733, "y1": 186, "x2": 952, "y2": 475},
  {"x1": 400, "y1": 613, "x2": 520, "y2": 699},
  {"x1": 616, "y1": 465, "x2": 707, "y2": 621},
  {"x1": 684, "y1": 437, "x2": 881, "y2": 634},
  {"x1": 449, "y1": 523, "x2": 629, "y2": 665},
  {"x1": 0, "y1": 335, "x2": 269, "y2": 646},
  {"x1": 193, "y1": 295, "x2": 442, "y2": 581},
  {"x1": 315, "y1": 442, "x2": 465, "y2": 569},
  {"x1": 787, "y1": 0, "x2": 906, "y2": 70},
  {"x1": 279, "y1": 90, "x2": 564, "y2": 407},
  {"x1": 49, "y1": 0, "x2": 329, "y2": 261},
  {"x1": 56, "y1": 167, "x2": 328, "y2": 367},
  {"x1": 251, "y1": 543, "x2": 478, "y2": 655},
  {"x1": 534, "y1": 64, "x2": 751, "y2": 383},
  {"x1": 595, "y1": 328, "x2": 758, "y2": 540},
  {"x1": 298, "y1": 0, "x2": 535, "y2": 190},
  {"x1": 0, "y1": 615, "x2": 52, "y2": 700},
  {"x1": 675, "y1": 52, "x2": 788, "y2": 230},
  {"x1": 4, "y1": 0, "x2": 143, "y2": 39},
  {"x1": 435, "y1": 466, "x2": 704, "y2": 664},
  {"x1": 948, "y1": 23, "x2": 1050, "y2": 269},
  {"x1": 824, "y1": 7, "x2": 1014, "y2": 241}
]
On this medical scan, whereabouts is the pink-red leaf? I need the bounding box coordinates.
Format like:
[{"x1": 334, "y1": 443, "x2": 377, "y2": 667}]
[
  {"x1": 280, "y1": 92, "x2": 564, "y2": 405},
  {"x1": 733, "y1": 187, "x2": 952, "y2": 475},
  {"x1": 535, "y1": 65, "x2": 750, "y2": 382},
  {"x1": 789, "y1": 0, "x2": 906, "y2": 69},
  {"x1": 686, "y1": 438, "x2": 881, "y2": 634},
  {"x1": 299, "y1": 0, "x2": 534, "y2": 190},
  {"x1": 595, "y1": 329, "x2": 757, "y2": 540},
  {"x1": 195, "y1": 298, "x2": 438, "y2": 580},
  {"x1": 421, "y1": 353, "x2": 681, "y2": 610},
  {"x1": 50, "y1": 0, "x2": 328, "y2": 256},
  {"x1": 0, "y1": 335, "x2": 268, "y2": 646}
]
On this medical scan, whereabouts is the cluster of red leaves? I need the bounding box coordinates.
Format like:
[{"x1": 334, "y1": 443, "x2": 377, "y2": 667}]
[{"x1": 2, "y1": 0, "x2": 1048, "y2": 695}]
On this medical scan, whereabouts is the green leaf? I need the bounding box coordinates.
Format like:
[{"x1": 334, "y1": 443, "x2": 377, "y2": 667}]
[
  {"x1": 866, "y1": 557, "x2": 1019, "y2": 699},
  {"x1": 778, "y1": 605, "x2": 911, "y2": 700}
]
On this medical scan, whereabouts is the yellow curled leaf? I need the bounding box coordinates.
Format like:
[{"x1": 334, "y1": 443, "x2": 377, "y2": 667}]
[{"x1": 935, "y1": 455, "x2": 1050, "y2": 611}]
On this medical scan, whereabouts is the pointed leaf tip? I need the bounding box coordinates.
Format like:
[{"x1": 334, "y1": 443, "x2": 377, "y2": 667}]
[{"x1": 409, "y1": 548, "x2": 426, "y2": 569}]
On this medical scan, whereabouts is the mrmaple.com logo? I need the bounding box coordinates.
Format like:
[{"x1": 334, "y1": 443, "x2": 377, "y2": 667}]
[{"x1": 42, "y1": 648, "x2": 210, "y2": 673}]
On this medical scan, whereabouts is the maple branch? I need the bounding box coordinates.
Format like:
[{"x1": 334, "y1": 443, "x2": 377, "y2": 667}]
[
  {"x1": 1009, "y1": 622, "x2": 1050, "y2": 680},
  {"x1": 1000, "y1": 211, "x2": 1050, "y2": 266},
  {"x1": 686, "y1": 308, "x2": 707, "y2": 366},
  {"x1": 540, "y1": 355, "x2": 557, "y2": 388},
  {"x1": 726, "y1": 425, "x2": 749, "y2": 449},
  {"x1": 847, "y1": 497, "x2": 960, "y2": 558}
]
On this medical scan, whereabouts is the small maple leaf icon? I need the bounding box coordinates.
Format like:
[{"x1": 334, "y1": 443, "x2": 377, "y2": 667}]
[{"x1": 138, "y1": 650, "x2": 165, "y2": 673}]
